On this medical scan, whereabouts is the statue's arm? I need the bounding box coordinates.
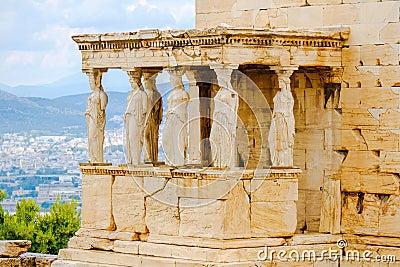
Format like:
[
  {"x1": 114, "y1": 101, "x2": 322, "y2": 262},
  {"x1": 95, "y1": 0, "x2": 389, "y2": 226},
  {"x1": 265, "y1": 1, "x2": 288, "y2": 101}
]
[
  {"x1": 142, "y1": 95, "x2": 148, "y2": 116},
  {"x1": 156, "y1": 99, "x2": 163, "y2": 124},
  {"x1": 100, "y1": 92, "x2": 108, "y2": 111}
]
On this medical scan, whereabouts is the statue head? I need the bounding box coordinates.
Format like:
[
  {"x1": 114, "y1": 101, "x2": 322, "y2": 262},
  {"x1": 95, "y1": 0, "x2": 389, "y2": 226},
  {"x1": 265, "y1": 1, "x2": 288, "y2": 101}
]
[
  {"x1": 127, "y1": 70, "x2": 143, "y2": 90},
  {"x1": 167, "y1": 67, "x2": 185, "y2": 89},
  {"x1": 278, "y1": 78, "x2": 289, "y2": 91},
  {"x1": 143, "y1": 72, "x2": 157, "y2": 91},
  {"x1": 88, "y1": 69, "x2": 102, "y2": 91}
]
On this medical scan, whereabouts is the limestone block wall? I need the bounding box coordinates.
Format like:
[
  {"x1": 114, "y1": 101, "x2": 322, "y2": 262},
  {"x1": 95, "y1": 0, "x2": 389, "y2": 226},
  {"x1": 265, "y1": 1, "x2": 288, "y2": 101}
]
[
  {"x1": 196, "y1": 0, "x2": 400, "y2": 237},
  {"x1": 79, "y1": 168, "x2": 299, "y2": 241}
]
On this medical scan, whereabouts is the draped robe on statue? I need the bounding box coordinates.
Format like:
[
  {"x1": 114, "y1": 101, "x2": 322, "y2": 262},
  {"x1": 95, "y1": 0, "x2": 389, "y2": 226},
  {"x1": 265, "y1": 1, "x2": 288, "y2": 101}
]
[{"x1": 125, "y1": 89, "x2": 148, "y2": 165}]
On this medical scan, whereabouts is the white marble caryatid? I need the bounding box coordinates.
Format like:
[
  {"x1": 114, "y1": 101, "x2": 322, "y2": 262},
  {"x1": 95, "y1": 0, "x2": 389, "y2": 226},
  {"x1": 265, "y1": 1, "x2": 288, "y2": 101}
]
[
  {"x1": 85, "y1": 69, "x2": 108, "y2": 163},
  {"x1": 163, "y1": 67, "x2": 190, "y2": 166},
  {"x1": 143, "y1": 71, "x2": 163, "y2": 164},
  {"x1": 268, "y1": 68, "x2": 297, "y2": 167},
  {"x1": 125, "y1": 69, "x2": 148, "y2": 165},
  {"x1": 185, "y1": 69, "x2": 202, "y2": 165},
  {"x1": 209, "y1": 66, "x2": 239, "y2": 168}
]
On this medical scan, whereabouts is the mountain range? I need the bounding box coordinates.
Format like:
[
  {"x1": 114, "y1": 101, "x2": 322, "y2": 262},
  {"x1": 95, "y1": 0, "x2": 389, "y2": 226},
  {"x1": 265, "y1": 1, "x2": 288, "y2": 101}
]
[
  {"x1": 0, "y1": 89, "x2": 128, "y2": 135},
  {"x1": 0, "y1": 72, "x2": 173, "y2": 135}
]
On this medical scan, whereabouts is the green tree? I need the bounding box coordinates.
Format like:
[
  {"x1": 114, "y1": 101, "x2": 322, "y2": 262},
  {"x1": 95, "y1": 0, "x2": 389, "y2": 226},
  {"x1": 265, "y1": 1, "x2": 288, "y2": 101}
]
[
  {"x1": 34, "y1": 198, "x2": 80, "y2": 254},
  {"x1": 0, "y1": 193, "x2": 81, "y2": 255},
  {"x1": 0, "y1": 199, "x2": 39, "y2": 242},
  {"x1": 0, "y1": 191, "x2": 7, "y2": 224}
]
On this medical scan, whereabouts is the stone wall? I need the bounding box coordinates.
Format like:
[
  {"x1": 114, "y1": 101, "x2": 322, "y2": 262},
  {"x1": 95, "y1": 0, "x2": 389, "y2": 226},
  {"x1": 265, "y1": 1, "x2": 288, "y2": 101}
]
[
  {"x1": 196, "y1": 0, "x2": 400, "y2": 237},
  {"x1": 79, "y1": 167, "x2": 300, "y2": 241},
  {"x1": 0, "y1": 241, "x2": 57, "y2": 267}
]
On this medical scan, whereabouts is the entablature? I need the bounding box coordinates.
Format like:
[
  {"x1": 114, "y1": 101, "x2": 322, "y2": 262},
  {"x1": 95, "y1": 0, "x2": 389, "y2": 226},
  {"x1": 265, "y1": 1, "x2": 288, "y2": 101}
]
[
  {"x1": 72, "y1": 26, "x2": 350, "y2": 69},
  {"x1": 72, "y1": 26, "x2": 349, "y2": 51}
]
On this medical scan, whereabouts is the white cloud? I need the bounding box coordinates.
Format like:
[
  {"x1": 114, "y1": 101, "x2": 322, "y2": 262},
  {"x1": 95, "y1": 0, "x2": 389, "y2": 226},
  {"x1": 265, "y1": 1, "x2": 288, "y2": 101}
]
[
  {"x1": 126, "y1": 0, "x2": 158, "y2": 13},
  {"x1": 126, "y1": 4, "x2": 137, "y2": 12},
  {"x1": 0, "y1": 0, "x2": 195, "y2": 87},
  {"x1": 169, "y1": 3, "x2": 195, "y2": 24},
  {"x1": 5, "y1": 51, "x2": 35, "y2": 66}
]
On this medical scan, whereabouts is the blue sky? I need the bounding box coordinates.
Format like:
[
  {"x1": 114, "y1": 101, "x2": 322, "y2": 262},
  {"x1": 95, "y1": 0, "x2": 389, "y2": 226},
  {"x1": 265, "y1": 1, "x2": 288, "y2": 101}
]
[{"x1": 0, "y1": 0, "x2": 195, "y2": 86}]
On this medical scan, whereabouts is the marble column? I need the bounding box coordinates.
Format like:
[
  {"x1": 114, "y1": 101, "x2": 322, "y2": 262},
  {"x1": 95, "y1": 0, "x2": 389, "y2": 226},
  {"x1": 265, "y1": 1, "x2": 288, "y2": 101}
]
[
  {"x1": 124, "y1": 68, "x2": 148, "y2": 165},
  {"x1": 163, "y1": 67, "x2": 189, "y2": 166},
  {"x1": 210, "y1": 65, "x2": 239, "y2": 168},
  {"x1": 143, "y1": 70, "x2": 163, "y2": 165},
  {"x1": 84, "y1": 68, "x2": 108, "y2": 163},
  {"x1": 268, "y1": 66, "x2": 298, "y2": 167},
  {"x1": 185, "y1": 69, "x2": 202, "y2": 165}
]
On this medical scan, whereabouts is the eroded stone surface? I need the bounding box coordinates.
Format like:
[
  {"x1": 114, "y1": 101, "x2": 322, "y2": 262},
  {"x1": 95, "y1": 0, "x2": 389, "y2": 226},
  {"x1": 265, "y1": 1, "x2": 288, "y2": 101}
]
[{"x1": 0, "y1": 240, "x2": 30, "y2": 257}]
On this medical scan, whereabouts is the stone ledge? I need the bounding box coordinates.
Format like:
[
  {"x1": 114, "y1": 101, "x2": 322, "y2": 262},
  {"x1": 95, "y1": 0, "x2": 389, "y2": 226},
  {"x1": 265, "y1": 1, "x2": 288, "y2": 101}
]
[
  {"x1": 55, "y1": 234, "x2": 400, "y2": 266},
  {"x1": 0, "y1": 240, "x2": 31, "y2": 257},
  {"x1": 79, "y1": 165, "x2": 302, "y2": 179}
]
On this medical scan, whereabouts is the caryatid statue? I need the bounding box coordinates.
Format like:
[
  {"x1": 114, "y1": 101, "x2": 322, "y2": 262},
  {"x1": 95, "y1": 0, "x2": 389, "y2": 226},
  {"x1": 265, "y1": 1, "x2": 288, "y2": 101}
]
[
  {"x1": 124, "y1": 69, "x2": 148, "y2": 165},
  {"x1": 209, "y1": 66, "x2": 239, "y2": 168},
  {"x1": 85, "y1": 69, "x2": 108, "y2": 163},
  {"x1": 163, "y1": 67, "x2": 189, "y2": 166},
  {"x1": 143, "y1": 71, "x2": 163, "y2": 164},
  {"x1": 268, "y1": 73, "x2": 295, "y2": 167}
]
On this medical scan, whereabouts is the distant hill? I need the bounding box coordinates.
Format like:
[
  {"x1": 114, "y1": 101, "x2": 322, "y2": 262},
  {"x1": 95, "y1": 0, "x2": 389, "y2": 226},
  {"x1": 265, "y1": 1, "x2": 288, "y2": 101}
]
[
  {"x1": 0, "y1": 90, "x2": 129, "y2": 135},
  {"x1": 0, "y1": 71, "x2": 178, "y2": 135},
  {"x1": 3, "y1": 72, "x2": 130, "y2": 99},
  {"x1": 1, "y1": 70, "x2": 172, "y2": 99}
]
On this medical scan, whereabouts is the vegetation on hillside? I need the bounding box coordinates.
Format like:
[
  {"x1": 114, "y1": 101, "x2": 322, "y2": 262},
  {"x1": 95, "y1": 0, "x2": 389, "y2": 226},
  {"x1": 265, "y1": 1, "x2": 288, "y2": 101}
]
[{"x1": 0, "y1": 191, "x2": 80, "y2": 254}]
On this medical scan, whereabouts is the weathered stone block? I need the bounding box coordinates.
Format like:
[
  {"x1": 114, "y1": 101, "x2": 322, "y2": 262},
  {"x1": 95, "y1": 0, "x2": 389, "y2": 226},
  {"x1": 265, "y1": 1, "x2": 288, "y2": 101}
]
[
  {"x1": 81, "y1": 175, "x2": 114, "y2": 230},
  {"x1": 299, "y1": 168, "x2": 324, "y2": 191},
  {"x1": 360, "y1": 44, "x2": 399, "y2": 66},
  {"x1": 341, "y1": 193, "x2": 380, "y2": 235},
  {"x1": 342, "y1": 87, "x2": 398, "y2": 109},
  {"x1": 296, "y1": 189, "x2": 307, "y2": 233},
  {"x1": 251, "y1": 178, "x2": 298, "y2": 202},
  {"x1": 379, "y1": 66, "x2": 400, "y2": 87},
  {"x1": 0, "y1": 240, "x2": 30, "y2": 257},
  {"x1": 236, "y1": 0, "x2": 272, "y2": 11},
  {"x1": 380, "y1": 195, "x2": 400, "y2": 237},
  {"x1": 288, "y1": 6, "x2": 324, "y2": 28},
  {"x1": 343, "y1": 66, "x2": 380, "y2": 88},
  {"x1": 304, "y1": 190, "x2": 323, "y2": 232},
  {"x1": 341, "y1": 171, "x2": 361, "y2": 192},
  {"x1": 361, "y1": 129, "x2": 399, "y2": 152},
  {"x1": 342, "y1": 151, "x2": 380, "y2": 171},
  {"x1": 380, "y1": 108, "x2": 400, "y2": 130},
  {"x1": 360, "y1": 1, "x2": 400, "y2": 24},
  {"x1": 319, "y1": 180, "x2": 341, "y2": 234},
  {"x1": 145, "y1": 196, "x2": 179, "y2": 236},
  {"x1": 254, "y1": 9, "x2": 288, "y2": 28},
  {"x1": 346, "y1": 23, "x2": 385, "y2": 45},
  {"x1": 68, "y1": 236, "x2": 114, "y2": 251},
  {"x1": 271, "y1": 0, "x2": 305, "y2": 8},
  {"x1": 323, "y1": 4, "x2": 360, "y2": 26},
  {"x1": 342, "y1": 45, "x2": 361, "y2": 67},
  {"x1": 179, "y1": 183, "x2": 251, "y2": 239},
  {"x1": 251, "y1": 201, "x2": 297, "y2": 237},
  {"x1": 112, "y1": 240, "x2": 140, "y2": 255},
  {"x1": 294, "y1": 129, "x2": 324, "y2": 150},
  {"x1": 196, "y1": 0, "x2": 236, "y2": 14},
  {"x1": 307, "y1": 0, "x2": 341, "y2": 5},
  {"x1": 58, "y1": 249, "x2": 142, "y2": 266},
  {"x1": 112, "y1": 176, "x2": 147, "y2": 233},
  {"x1": 380, "y1": 152, "x2": 400, "y2": 173},
  {"x1": 362, "y1": 173, "x2": 400, "y2": 195},
  {"x1": 342, "y1": 108, "x2": 379, "y2": 128},
  {"x1": 380, "y1": 22, "x2": 400, "y2": 44}
]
